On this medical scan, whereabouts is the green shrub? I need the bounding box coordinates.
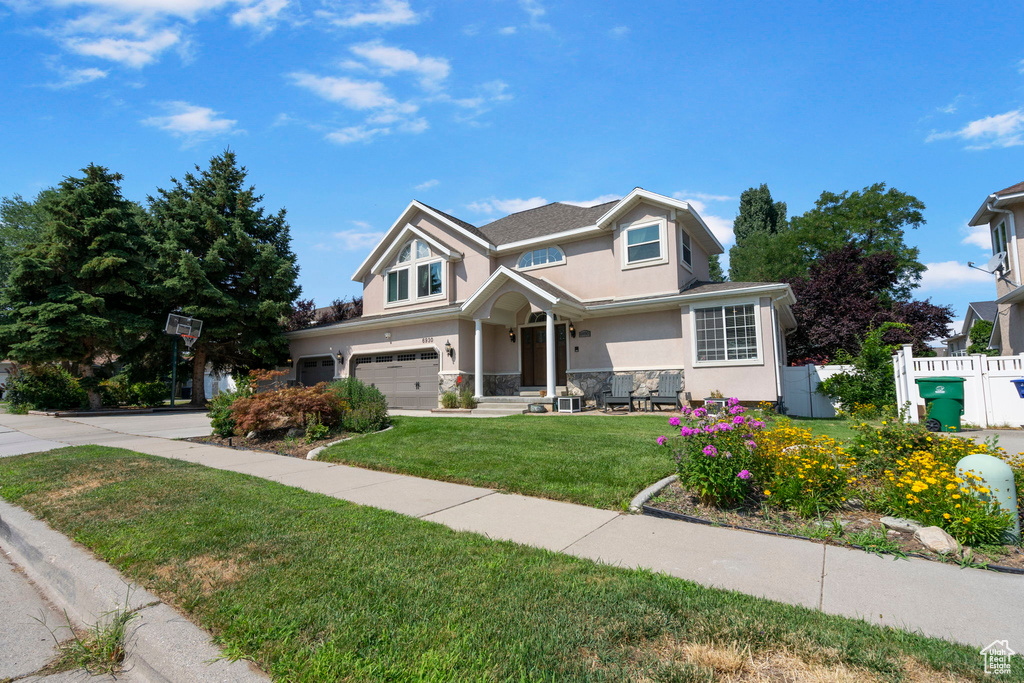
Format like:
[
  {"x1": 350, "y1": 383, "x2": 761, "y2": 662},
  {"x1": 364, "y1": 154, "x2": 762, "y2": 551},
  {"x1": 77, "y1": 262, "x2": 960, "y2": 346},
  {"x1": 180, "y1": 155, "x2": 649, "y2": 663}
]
[
  {"x1": 6, "y1": 365, "x2": 87, "y2": 411},
  {"x1": 459, "y1": 389, "x2": 477, "y2": 410},
  {"x1": 441, "y1": 391, "x2": 459, "y2": 409},
  {"x1": 818, "y1": 322, "x2": 908, "y2": 412},
  {"x1": 305, "y1": 412, "x2": 330, "y2": 443},
  {"x1": 99, "y1": 377, "x2": 168, "y2": 407},
  {"x1": 327, "y1": 377, "x2": 390, "y2": 433},
  {"x1": 131, "y1": 381, "x2": 167, "y2": 407},
  {"x1": 208, "y1": 390, "x2": 239, "y2": 438}
]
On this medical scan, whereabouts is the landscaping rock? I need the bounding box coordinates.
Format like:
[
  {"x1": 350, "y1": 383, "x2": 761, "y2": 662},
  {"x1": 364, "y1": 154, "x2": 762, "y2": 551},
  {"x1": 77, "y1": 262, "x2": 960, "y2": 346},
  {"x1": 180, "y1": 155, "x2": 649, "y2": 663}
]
[
  {"x1": 286, "y1": 427, "x2": 304, "y2": 438},
  {"x1": 843, "y1": 498, "x2": 864, "y2": 510},
  {"x1": 881, "y1": 516, "x2": 922, "y2": 533},
  {"x1": 914, "y1": 526, "x2": 961, "y2": 555},
  {"x1": 246, "y1": 431, "x2": 258, "y2": 439}
]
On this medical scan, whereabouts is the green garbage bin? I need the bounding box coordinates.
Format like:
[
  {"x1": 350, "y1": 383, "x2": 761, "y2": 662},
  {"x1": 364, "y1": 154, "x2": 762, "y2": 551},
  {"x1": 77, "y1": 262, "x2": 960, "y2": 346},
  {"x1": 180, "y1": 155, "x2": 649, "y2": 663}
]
[{"x1": 914, "y1": 376, "x2": 965, "y2": 432}]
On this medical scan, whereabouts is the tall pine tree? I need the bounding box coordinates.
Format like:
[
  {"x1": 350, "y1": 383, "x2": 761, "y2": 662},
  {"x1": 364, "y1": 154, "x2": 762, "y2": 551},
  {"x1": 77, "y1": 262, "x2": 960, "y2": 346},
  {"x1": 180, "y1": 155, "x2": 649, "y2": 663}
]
[
  {"x1": 728, "y1": 184, "x2": 792, "y2": 282},
  {"x1": 147, "y1": 150, "x2": 300, "y2": 405},
  {"x1": 0, "y1": 165, "x2": 153, "y2": 409}
]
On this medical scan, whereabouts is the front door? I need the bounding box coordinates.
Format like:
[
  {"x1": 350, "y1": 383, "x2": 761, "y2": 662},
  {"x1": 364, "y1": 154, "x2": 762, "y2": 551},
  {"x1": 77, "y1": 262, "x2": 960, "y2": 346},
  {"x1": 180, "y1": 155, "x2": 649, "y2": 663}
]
[{"x1": 521, "y1": 323, "x2": 567, "y2": 387}]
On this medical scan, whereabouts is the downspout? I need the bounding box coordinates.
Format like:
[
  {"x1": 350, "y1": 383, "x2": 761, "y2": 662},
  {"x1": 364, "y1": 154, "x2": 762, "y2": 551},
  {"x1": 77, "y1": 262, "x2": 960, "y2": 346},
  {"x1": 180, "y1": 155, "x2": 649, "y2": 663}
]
[
  {"x1": 987, "y1": 196, "x2": 1021, "y2": 288},
  {"x1": 769, "y1": 298, "x2": 783, "y2": 404}
]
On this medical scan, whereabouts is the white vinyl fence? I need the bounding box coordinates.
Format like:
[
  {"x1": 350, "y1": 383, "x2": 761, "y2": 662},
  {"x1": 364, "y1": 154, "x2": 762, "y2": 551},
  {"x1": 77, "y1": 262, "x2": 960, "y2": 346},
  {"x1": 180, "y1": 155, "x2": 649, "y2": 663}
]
[
  {"x1": 781, "y1": 364, "x2": 852, "y2": 418},
  {"x1": 893, "y1": 345, "x2": 1024, "y2": 428}
]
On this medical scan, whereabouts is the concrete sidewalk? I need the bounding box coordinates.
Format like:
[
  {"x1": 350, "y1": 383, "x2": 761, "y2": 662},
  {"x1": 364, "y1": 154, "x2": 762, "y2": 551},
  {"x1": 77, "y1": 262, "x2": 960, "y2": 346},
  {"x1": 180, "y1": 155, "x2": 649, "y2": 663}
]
[{"x1": 0, "y1": 411, "x2": 1020, "y2": 652}]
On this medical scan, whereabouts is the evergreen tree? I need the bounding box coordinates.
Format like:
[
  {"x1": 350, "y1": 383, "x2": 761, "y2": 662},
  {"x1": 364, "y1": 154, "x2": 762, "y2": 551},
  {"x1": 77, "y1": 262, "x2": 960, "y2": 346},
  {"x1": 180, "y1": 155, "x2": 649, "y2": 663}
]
[
  {"x1": 0, "y1": 166, "x2": 153, "y2": 409},
  {"x1": 727, "y1": 184, "x2": 792, "y2": 282},
  {"x1": 707, "y1": 254, "x2": 726, "y2": 282},
  {"x1": 967, "y1": 319, "x2": 998, "y2": 356},
  {"x1": 0, "y1": 190, "x2": 55, "y2": 291},
  {"x1": 147, "y1": 150, "x2": 300, "y2": 405}
]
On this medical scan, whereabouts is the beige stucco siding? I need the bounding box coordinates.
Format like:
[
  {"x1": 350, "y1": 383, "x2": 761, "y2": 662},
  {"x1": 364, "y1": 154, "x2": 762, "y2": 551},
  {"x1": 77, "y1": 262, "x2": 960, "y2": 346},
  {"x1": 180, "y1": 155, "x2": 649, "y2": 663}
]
[
  {"x1": 569, "y1": 311, "x2": 685, "y2": 371},
  {"x1": 679, "y1": 296, "x2": 780, "y2": 402}
]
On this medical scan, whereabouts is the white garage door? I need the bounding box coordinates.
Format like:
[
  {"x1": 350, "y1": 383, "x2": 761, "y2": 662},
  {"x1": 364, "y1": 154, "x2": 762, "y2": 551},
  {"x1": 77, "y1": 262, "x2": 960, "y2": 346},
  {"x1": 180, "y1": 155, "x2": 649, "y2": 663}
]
[{"x1": 353, "y1": 351, "x2": 439, "y2": 409}]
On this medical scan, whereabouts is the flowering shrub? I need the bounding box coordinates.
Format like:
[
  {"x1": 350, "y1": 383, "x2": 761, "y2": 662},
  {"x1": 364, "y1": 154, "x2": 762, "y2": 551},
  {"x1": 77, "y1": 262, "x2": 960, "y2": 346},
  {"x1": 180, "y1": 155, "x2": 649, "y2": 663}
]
[
  {"x1": 879, "y1": 449, "x2": 1014, "y2": 545},
  {"x1": 848, "y1": 418, "x2": 937, "y2": 475},
  {"x1": 658, "y1": 399, "x2": 765, "y2": 507},
  {"x1": 755, "y1": 423, "x2": 856, "y2": 517}
]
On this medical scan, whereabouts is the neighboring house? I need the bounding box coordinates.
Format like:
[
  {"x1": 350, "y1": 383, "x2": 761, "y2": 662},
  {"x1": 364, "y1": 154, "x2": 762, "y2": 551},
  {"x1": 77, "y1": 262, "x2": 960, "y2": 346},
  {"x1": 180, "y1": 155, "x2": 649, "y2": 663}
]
[
  {"x1": 943, "y1": 302, "x2": 997, "y2": 356},
  {"x1": 968, "y1": 183, "x2": 1024, "y2": 354},
  {"x1": 285, "y1": 188, "x2": 797, "y2": 409},
  {"x1": 0, "y1": 360, "x2": 12, "y2": 399}
]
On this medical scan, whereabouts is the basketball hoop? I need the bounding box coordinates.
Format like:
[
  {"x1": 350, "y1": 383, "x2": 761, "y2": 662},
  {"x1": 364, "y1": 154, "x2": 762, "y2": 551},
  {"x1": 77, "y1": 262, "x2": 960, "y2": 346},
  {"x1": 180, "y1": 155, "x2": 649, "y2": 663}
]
[{"x1": 181, "y1": 334, "x2": 198, "y2": 350}]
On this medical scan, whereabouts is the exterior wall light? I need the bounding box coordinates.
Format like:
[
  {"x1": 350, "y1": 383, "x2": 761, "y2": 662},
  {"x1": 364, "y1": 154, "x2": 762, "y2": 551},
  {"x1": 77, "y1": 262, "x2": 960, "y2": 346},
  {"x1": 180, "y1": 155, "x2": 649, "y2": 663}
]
[
  {"x1": 568, "y1": 321, "x2": 576, "y2": 338},
  {"x1": 336, "y1": 351, "x2": 345, "y2": 365},
  {"x1": 384, "y1": 331, "x2": 392, "y2": 340},
  {"x1": 445, "y1": 339, "x2": 455, "y2": 360},
  {"x1": 509, "y1": 328, "x2": 516, "y2": 343}
]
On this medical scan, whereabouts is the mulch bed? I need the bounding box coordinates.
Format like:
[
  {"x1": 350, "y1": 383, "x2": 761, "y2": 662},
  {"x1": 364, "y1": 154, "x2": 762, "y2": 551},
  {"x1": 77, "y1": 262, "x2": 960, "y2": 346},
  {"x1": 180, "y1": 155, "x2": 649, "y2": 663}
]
[
  {"x1": 648, "y1": 480, "x2": 1024, "y2": 571},
  {"x1": 186, "y1": 429, "x2": 348, "y2": 459}
]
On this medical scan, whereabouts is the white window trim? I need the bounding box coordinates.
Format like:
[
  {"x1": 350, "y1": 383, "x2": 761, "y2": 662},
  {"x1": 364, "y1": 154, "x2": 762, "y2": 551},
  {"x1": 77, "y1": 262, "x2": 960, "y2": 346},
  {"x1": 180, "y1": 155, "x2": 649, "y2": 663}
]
[
  {"x1": 383, "y1": 239, "x2": 446, "y2": 309},
  {"x1": 680, "y1": 227, "x2": 693, "y2": 272},
  {"x1": 690, "y1": 299, "x2": 764, "y2": 367},
  {"x1": 620, "y1": 218, "x2": 668, "y2": 270},
  {"x1": 517, "y1": 246, "x2": 566, "y2": 272}
]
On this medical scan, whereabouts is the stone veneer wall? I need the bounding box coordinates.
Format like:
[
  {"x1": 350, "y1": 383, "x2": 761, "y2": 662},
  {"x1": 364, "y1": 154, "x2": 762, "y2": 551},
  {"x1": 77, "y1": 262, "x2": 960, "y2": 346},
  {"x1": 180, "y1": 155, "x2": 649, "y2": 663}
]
[
  {"x1": 483, "y1": 374, "x2": 520, "y2": 396},
  {"x1": 567, "y1": 370, "x2": 684, "y2": 405},
  {"x1": 438, "y1": 373, "x2": 473, "y2": 396}
]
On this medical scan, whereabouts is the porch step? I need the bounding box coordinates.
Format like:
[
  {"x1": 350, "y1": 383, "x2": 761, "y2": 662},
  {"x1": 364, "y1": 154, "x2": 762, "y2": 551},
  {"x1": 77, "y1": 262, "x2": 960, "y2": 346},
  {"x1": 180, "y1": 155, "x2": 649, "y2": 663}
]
[
  {"x1": 518, "y1": 386, "x2": 567, "y2": 397},
  {"x1": 475, "y1": 396, "x2": 542, "y2": 404},
  {"x1": 472, "y1": 403, "x2": 528, "y2": 416}
]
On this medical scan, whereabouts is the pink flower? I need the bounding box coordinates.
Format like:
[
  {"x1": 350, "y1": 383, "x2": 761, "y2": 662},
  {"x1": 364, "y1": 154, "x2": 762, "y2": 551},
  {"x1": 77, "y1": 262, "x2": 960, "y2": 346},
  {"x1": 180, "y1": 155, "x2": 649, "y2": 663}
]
[
  {"x1": 745, "y1": 440, "x2": 757, "y2": 450},
  {"x1": 719, "y1": 423, "x2": 734, "y2": 431},
  {"x1": 703, "y1": 445, "x2": 717, "y2": 457},
  {"x1": 750, "y1": 420, "x2": 765, "y2": 429},
  {"x1": 669, "y1": 416, "x2": 681, "y2": 426},
  {"x1": 727, "y1": 397, "x2": 740, "y2": 407},
  {"x1": 729, "y1": 405, "x2": 746, "y2": 415},
  {"x1": 737, "y1": 469, "x2": 751, "y2": 480},
  {"x1": 732, "y1": 415, "x2": 744, "y2": 425},
  {"x1": 656, "y1": 435, "x2": 667, "y2": 446},
  {"x1": 692, "y1": 408, "x2": 706, "y2": 419}
]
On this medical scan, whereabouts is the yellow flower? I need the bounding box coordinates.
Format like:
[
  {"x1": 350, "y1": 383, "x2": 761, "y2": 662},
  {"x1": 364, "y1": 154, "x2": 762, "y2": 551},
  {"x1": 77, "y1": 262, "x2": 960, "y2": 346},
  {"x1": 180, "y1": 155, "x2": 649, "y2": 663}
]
[{"x1": 943, "y1": 513, "x2": 951, "y2": 519}]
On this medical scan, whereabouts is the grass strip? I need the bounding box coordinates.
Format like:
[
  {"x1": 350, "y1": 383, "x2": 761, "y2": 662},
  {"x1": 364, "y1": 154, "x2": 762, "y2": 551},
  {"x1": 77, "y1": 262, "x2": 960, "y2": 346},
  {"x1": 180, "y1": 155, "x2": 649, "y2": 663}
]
[{"x1": 0, "y1": 446, "x2": 1004, "y2": 681}]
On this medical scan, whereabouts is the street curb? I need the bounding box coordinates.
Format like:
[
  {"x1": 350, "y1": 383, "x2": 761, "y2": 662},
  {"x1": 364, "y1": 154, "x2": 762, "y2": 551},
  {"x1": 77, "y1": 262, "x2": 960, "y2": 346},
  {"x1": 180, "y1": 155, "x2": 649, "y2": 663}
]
[
  {"x1": 628, "y1": 474, "x2": 678, "y2": 513},
  {"x1": 307, "y1": 424, "x2": 395, "y2": 460},
  {"x1": 0, "y1": 500, "x2": 268, "y2": 682}
]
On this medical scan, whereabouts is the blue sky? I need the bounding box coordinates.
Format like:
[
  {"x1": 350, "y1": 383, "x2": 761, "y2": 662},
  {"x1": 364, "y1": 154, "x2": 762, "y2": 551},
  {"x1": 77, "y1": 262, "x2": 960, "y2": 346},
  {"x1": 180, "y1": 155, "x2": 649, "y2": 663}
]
[{"x1": 2, "y1": 0, "x2": 1024, "y2": 328}]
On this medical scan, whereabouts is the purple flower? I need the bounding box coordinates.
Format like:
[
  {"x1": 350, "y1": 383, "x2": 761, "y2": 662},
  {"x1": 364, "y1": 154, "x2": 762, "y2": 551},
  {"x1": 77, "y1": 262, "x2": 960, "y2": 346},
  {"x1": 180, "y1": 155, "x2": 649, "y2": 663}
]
[
  {"x1": 729, "y1": 405, "x2": 746, "y2": 415},
  {"x1": 723, "y1": 451, "x2": 732, "y2": 458},
  {"x1": 750, "y1": 420, "x2": 765, "y2": 429},
  {"x1": 727, "y1": 397, "x2": 740, "y2": 407},
  {"x1": 737, "y1": 469, "x2": 751, "y2": 480},
  {"x1": 732, "y1": 415, "x2": 745, "y2": 425},
  {"x1": 692, "y1": 408, "x2": 706, "y2": 419},
  {"x1": 669, "y1": 416, "x2": 681, "y2": 427},
  {"x1": 719, "y1": 423, "x2": 734, "y2": 431},
  {"x1": 703, "y1": 445, "x2": 718, "y2": 457},
  {"x1": 656, "y1": 435, "x2": 667, "y2": 446},
  {"x1": 745, "y1": 440, "x2": 757, "y2": 450}
]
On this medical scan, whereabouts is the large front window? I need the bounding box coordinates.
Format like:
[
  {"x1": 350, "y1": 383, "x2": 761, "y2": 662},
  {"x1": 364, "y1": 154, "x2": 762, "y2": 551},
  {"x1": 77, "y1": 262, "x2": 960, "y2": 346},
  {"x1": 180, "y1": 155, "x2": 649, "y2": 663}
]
[
  {"x1": 625, "y1": 222, "x2": 662, "y2": 264},
  {"x1": 387, "y1": 239, "x2": 443, "y2": 304},
  {"x1": 695, "y1": 304, "x2": 758, "y2": 362}
]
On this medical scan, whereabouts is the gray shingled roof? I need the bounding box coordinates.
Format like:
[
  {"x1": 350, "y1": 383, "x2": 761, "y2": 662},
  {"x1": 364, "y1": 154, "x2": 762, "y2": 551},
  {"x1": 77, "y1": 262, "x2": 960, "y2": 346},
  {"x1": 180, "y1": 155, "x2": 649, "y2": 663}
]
[
  {"x1": 681, "y1": 280, "x2": 778, "y2": 294},
  {"x1": 515, "y1": 270, "x2": 584, "y2": 307},
  {"x1": 417, "y1": 202, "x2": 490, "y2": 243},
  {"x1": 969, "y1": 301, "x2": 998, "y2": 323},
  {"x1": 996, "y1": 181, "x2": 1024, "y2": 196},
  {"x1": 476, "y1": 201, "x2": 618, "y2": 246}
]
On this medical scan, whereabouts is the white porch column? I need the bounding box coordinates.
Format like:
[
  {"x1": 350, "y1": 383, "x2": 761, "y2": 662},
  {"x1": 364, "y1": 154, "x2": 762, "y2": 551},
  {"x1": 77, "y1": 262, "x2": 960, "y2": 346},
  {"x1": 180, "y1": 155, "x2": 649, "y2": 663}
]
[
  {"x1": 474, "y1": 318, "x2": 483, "y2": 398},
  {"x1": 545, "y1": 311, "x2": 555, "y2": 398}
]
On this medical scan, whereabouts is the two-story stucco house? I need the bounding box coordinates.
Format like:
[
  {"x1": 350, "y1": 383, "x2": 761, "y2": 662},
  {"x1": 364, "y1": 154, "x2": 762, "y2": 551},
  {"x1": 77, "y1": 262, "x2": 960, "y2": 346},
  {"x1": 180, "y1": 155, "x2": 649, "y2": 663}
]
[
  {"x1": 285, "y1": 188, "x2": 797, "y2": 409},
  {"x1": 968, "y1": 182, "x2": 1024, "y2": 355}
]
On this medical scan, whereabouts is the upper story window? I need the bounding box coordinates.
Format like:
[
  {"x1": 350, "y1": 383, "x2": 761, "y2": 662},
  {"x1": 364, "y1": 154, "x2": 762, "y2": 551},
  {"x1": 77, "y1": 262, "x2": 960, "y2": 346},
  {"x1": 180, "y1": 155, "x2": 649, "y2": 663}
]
[
  {"x1": 993, "y1": 221, "x2": 1009, "y2": 257},
  {"x1": 517, "y1": 246, "x2": 564, "y2": 270},
  {"x1": 694, "y1": 304, "x2": 758, "y2": 363},
  {"x1": 387, "y1": 239, "x2": 443, "y2": 304},
  {"x1": 527, "y1": 312, "x2": 557, "y2": 323},
  {"x1": 622, "y1": 220, "x2": 667, "y2": 268},
  {"x1": 681, "y1": 229, "x2": 692, "y2": 268}
]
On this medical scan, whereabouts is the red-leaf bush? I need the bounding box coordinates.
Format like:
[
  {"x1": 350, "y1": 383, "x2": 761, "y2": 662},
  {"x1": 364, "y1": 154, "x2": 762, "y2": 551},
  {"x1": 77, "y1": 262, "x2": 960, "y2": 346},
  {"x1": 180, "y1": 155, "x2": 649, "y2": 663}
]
[{"x1": 229, "y1": 370, "x2": 347, "y2": 435}]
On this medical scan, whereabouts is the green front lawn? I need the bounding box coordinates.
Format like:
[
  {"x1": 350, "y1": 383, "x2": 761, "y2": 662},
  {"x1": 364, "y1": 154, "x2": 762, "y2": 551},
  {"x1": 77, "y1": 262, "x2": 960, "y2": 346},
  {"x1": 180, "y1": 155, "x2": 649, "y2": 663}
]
[
  {"x1": 0, "y1": 447, "x2": 998, "y2": 681},
  {"x1": 319, "y1": 414, "x2": 863, "y2": 510},
  {"x1": 320, "y1": 414, "x2": 675, "y2": 509}
]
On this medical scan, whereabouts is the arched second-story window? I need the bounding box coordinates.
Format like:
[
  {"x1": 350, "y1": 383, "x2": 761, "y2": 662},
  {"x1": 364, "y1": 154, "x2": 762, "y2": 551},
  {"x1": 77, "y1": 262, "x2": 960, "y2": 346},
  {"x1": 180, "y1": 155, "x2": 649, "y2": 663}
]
[
  {"x1": 526, "y1": 312, "x2": 557, "y2": 324},
  {"x1": 517, "y1": 246, "x2": 564, "y2": 270},
  {"x1": 387, "y1": 239, "x2": 443, "y2": 304}
]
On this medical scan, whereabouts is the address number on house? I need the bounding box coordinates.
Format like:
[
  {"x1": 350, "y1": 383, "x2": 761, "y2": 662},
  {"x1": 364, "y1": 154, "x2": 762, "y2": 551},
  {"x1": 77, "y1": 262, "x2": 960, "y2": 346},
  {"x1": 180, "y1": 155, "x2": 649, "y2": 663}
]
[{"x1": 422, "y1": 337, "x2": 434, "y2": 343}]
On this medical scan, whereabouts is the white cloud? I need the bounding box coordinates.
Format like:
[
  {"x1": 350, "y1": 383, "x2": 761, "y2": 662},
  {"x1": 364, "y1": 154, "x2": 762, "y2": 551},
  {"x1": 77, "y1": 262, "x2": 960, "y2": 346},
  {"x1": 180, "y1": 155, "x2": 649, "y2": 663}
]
[
  {"x1": 1018, "y1": 58, "x2": 1024, "y2": 75},
  {"x1": 608, "y1": 25, "x2": 629, "y2": 37},
  {"x1": 466, "y1": 197, "x2": 548, "y2": 215},
  {"x1": 498, "y1": 26, "x2": 517, "y2": 35},
  {"x1": 289, "y1": 72, "x2": 397, "y2": 109},
  {"x1": 231, "y1": 0, "x2": 289, "y2": 30},
  {"x1": 675, "y1": 194, "x2": 737, "y2": 247},
  {"x1": 45, "y1": 66, "x2": 108, "y2": 88},
  {"x1": 65, "y1": 28, "x2": 180, "y2": 68},
  {"x1": 334, "y1": 225, "x2": 385, "y2": 249},
  {"x1": 562, "y1": 194, "x2": 620, "y2": 207},
  {"x1": 414, "y1": 179, "x2": 439, "y2": 191},
  {"x1": 142, "y1": 101, "x2": 238, "y2": 140},
  {"x1": 961, "y1": 222, "x2": 993, "y2": 250},
  {"x1": 937, "y1": 94, "x2": 963, "y2": 115},
  {"x1": 518, "y1": 0, "x2": 547, "y2": 28},
  {"x1": 918, "y1": 261, "x2": 994, "y2": 290},
  {"x1": 927, "y1": 109, "x2": 1024, "y2": 149},
  {"x1": 326, "y1": 125, "x2": 389, "y2": 144},
  {"x1": 349, "y1": 41, "x2": 449, "y2": 90},
  {"x1": 321, "y1": 0, "x2": 420, "y2": 28},
  {"x1": 481, "y1": 79, "x2": 512, "y2": 102},
  {"x1": 674, "y1": 191, "x2": 736, "y2": 203}
]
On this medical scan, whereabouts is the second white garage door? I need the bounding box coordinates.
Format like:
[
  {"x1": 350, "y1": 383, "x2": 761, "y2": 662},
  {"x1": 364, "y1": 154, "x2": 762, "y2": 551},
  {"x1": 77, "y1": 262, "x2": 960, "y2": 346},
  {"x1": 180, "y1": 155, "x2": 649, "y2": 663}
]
[{"x1": 352, "y1": 350, "x2": 439, "y2": 409}]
